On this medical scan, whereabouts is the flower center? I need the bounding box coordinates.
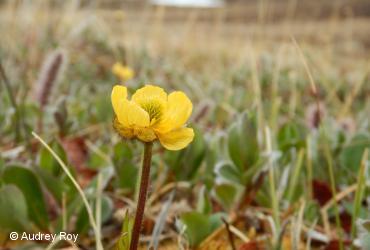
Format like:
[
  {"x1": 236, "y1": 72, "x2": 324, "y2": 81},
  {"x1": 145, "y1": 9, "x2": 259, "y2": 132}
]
[{"x1": 140, "y1": 100, "x2": 163, "y2": 123}]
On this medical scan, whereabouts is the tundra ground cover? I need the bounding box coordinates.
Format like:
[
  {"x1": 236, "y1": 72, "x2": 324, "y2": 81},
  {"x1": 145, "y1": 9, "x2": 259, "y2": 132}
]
[{"x1": 0, "y1": 1, "x2": 369, "y2": 249}]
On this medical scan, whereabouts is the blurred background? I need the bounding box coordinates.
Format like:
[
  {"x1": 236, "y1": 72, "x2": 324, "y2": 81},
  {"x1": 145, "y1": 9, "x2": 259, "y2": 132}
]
[{"x1": 0, "y1": 0, "x2": 370, "y2": 249}]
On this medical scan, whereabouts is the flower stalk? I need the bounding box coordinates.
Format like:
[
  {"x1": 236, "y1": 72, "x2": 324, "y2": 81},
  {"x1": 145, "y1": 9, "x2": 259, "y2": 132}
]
[
  {"x1": 130, "y1": 142, "x2": 153, "y2": 250},
  {"x1": 111, "y1": 84, "x2": 194, "y2": 248}
]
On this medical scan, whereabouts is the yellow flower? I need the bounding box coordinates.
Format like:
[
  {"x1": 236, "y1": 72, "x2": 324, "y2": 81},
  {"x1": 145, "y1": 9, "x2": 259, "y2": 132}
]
[
  {"x1": 111, "y1": 84, "x2": 194, "y2": 150},
  {"x1": 112, "y1": 62, "x2": 134, "y2": 82},
  {"x1": 112, "y1": 10, "x2": 125, "y2": 21}
]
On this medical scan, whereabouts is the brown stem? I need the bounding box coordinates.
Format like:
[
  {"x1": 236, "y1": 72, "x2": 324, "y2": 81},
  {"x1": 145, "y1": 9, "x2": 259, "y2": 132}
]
[
  {"x1": 222, "y1": 217, "x2": 236, "y2": 250},
  {"x1": 234, "y1": 170, "x2": 267, "y2": 212},
  {"x1": 130, "y1": 142, "x2": 153, "y2": 250}
]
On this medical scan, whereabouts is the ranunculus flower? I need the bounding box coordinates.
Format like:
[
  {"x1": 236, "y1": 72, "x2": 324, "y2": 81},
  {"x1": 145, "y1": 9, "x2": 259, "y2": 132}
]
[
  {"x1": 112, "y1": 62, "x2": 134, "y2": 82},
  {"x1": 111, "y1": 85, "x2": 194, "y2": 150}
]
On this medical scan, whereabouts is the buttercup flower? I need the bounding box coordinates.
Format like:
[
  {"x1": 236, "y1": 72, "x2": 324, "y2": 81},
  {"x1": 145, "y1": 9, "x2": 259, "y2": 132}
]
[
  {"x1": 111, "y1": 84, "x2": 194, "y2": 150},
  {"x1": 112, "y1": 62, "x2": 134, "y2": 82}
]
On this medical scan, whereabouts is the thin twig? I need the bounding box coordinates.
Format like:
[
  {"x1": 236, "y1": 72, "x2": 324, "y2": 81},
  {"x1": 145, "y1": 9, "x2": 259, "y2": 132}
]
[
  {"x1": 235, "y1": 169, "x2": 267, "y2": 211},
  {"x1": 222, "y1": 217, "x2": 236, "y2": 250},
  {"x1": 291, "y1": 37, "x2": 323, "y2": 127}
]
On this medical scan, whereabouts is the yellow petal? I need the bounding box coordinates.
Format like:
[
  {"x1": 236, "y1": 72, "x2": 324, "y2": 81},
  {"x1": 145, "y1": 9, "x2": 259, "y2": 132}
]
[
  {"x1": 111, "y1": 85, "x2": 128, "y2": 122},
  {"x1": 113, "y1": 117, "x2": 134, "y2": 139},
  {"x1": 112, "y1": 63, "x2": 124, "y2": 77},
  {"x1": 132, "y1": 85, "x2": 167, "y2": 106},
  {"x1": 112, "y1": 62, "x2": 135, "y2": 81},
  {"x1": 123, "y1": 67, "x2": 134, "y2": 80},
  {"x1": 158, "y1": 127, "x2": 194, "y2": 150},
  {"x1": 112, "y1": 63, "x2": 134, "y2": 81},
  {"x1": 125, "y1": 101, "x2": 150, "y2": 127},
  {"x1": 156, "y1": 91, "x2": 192, "y2": 133},
  {"x1": 112, "y1": 85, "x2": 150, "y2": 128},
  {"x1": 135, "y1": 128, "x2": 157, "y2": 142}
]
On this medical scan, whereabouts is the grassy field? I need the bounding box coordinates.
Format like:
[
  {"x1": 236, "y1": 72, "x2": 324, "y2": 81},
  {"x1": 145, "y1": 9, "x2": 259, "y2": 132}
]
[{"x1": 0, "y1": 1, "x2": 370, "y2": 249}]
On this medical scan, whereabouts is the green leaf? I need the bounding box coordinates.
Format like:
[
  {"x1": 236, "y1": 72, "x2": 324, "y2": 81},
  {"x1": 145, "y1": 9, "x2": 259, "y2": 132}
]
[
  {"x1": 100, "y1": 195, "x2": 113, "y2": 223},
  {"x1": 59, "y1": 167, "x2": 113, "y2": 234},
  {"x1": 38, "y1": 141, "x2": 66, "y2": 176},
  {"x1": 37, "y1": 141, "x2": 77, "y2": 204},
  {"x1": 113, "y1": 142, "x2": 134, "y2": 162},
  {"x1": 213, "y1": 183, "x2": 238, "y2": 211},
  {"x1": 205, "y1": 133, "x2": 226, "y2": 176},
  {"x1": 74, "y1": 204, "x2": 89, "y2": 234},
  {"x1": 88, "y1": 145, "x2": 110, "y2": 169},
  {"x1": 95, "y1": 95, "x2": 113, "y2": 122},
  {"x1": 339, "y1": 133, "x2": 370, "y2": 172},
  {"x1": 75, "y1": 195, "x2": 113, "y2": 234},
  {"x1": 117, "y1": 210, "x2": 134, "y2": 250},
  {"x1": 208, "y1": 213, "x2": 225, "y2": 233},
  {"x1": 277, "y1": 122, "x2": 305, "y2": 151},
  {"x1": 228, "y1": 112, "x2": 259, "y2": 171},
  {"x1": 197, "y1": 186, "x2": 212, "y2": 214},
  {"x1": 303, "y1": 200, "x2": 321, "y2": 223},
  {"x1": 0, "y1": 185, "x2": 30, "y2": 232},
  {"x1": 203, "y1": 133, "x2": 227, "y2": 188},
  {"x1": 35, "y1": 167, "x2": 67, "y2": 204},
  {"x1": 113, "y1": 142, "x2": 138, "y2": 190},
  {"x1": 242, "y1": 163, "x2": 263, "y2": 186},
  {"x1": 2, "y1": 165, "x2": 49, "y2": 230},
  {"x1": 181, "y1": 211, "x2": 223, "y2": 247},
  {"x1": 215, "y1": 161, "x2": 243, "y2": 184}
]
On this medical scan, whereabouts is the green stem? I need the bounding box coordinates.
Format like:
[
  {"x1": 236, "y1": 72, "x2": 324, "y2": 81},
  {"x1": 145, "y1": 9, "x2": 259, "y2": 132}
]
[
  {"x1": 351, "y1": 148, "x2": 368, "y2": 241},
  {"x1": 324, "y1": 143, "x2": 343, "y2": 250},
  {"x1": 265, "y1": 126, "x2": 280, "y2": 243},
  {"x1": 130, "y1": 142, "x2": 153, "y2": 250},
  {"x1": 287, "y1": 149, "x2": 305, "y2": 202},
  {"x1": 306, "y1": 136, "x2": 313, "y2": 200}
]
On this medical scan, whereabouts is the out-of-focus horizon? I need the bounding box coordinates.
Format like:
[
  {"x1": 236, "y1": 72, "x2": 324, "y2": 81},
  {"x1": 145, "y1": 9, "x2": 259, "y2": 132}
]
[
  {"x1": 3, "y1": 0, "x2": 369, "y2": 52},
  {"x1": 35, "y1": 0, "x2": 369, "y2": 57}
]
